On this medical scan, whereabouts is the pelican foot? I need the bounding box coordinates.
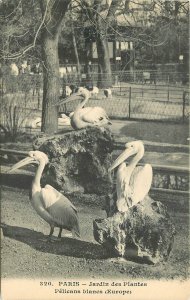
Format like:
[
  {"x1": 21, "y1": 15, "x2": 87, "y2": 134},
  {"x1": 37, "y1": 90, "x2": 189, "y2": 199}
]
[
  {"x1": 48, "y1": 236, "x2": 62, "y2": 243},
  {"x1": 64, "y1": 233, "x2": 72, "y2": 237},
  {"x1": 38, "y1": 236, "x2": 61, "y2": 243},
  {"x1": 38, "y1": 237, "x2": 50, "y2": 242}
]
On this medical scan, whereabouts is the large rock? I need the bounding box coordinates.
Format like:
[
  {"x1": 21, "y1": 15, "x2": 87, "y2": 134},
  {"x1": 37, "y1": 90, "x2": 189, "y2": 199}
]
[
  {"x1": 33, "y1": 127, "x2": 114, "y2": 194},
  {"x1": 93, "y1": 196, "x2": 175, "y2": 264}
]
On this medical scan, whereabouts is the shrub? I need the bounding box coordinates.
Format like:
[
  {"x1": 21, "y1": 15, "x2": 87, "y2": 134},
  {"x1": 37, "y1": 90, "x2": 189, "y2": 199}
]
[{"x1": 0, "y1": 93, "x2": 34, "y2": 141}]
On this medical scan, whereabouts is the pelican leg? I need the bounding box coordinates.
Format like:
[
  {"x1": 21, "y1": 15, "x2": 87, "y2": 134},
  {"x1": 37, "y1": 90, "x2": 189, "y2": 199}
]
[
  {"x1": 48, "y1": 226, "x2": 62, "y2": 242},
  {"x1": 47, "y1": 226, "x2": 59, "y2": 242},
  {"x1": 49, "y1": 226, "x2": 54, "y2": 237},
  {"x1": 58, "y1": 228, "x2": 62, "y2": 239},
  {"x1": 39, "y1": 226, "x2": 55, "y2": 242}
]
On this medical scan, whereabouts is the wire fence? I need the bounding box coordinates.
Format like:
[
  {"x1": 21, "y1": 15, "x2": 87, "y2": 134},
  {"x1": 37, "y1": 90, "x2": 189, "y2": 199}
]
[
  {"x1": 0, "y1": 73, "x2": 189, "y2": 137},
  {"x1": 61, "y1": 85, "x2": 189, "y2": 122},
  {"x1": 60, "y1": 63, "x2": 189, "y2": 86}
]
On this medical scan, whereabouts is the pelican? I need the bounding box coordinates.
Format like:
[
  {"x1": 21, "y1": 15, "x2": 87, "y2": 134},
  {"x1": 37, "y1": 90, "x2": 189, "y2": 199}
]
[
  {"x1": 90, "y1": 86, "x2": 99, "y2": 97},
  {"x1": 108, "y1": 140, "x2": 152, "y2": 213},
  {"x1": 8, "y1": 151, "x2": 80, "y2": 241},
  {"x1": 56, "y1": 87, "x2": 111, "y2": 130},
  {"x1": 65, "y1": 85, "x2": 72, "y2": 96},
  {"x1": 104, "y1": 88, "x2": 112, "y2": 98}
]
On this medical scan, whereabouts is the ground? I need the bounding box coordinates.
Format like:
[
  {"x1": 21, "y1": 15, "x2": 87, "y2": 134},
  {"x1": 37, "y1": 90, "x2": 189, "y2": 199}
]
[
  {"x1": 1, "y1": 185, "x2": 189, "y2": 280},
  {"x1": 1, "y1": 118, "x2": 189, "y2": 147},
  {"x1": 110, "y1": 120, "x2": 189, "y2": 145}
]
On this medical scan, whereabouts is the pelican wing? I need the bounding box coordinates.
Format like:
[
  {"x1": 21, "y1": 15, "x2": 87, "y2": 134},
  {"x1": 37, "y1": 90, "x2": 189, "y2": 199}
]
[
  {"x1": 42, "y1": 185, "x2": 77, "y2": 211},
  {"x1": 41, "y1": 185, "x2": 80, "y2": 234},
  {"x1": 116, "y1": 163, "x2": 152, "y2": 210},
  {"x1": 129, "y1": 164, "x2": 153, "y2": 204},
  {"x1": 116, "y1": 164, "x2": 133, "y2": 210},
  {"x1": 81, "y1": 107, "x2": 109, "y2": 124}
]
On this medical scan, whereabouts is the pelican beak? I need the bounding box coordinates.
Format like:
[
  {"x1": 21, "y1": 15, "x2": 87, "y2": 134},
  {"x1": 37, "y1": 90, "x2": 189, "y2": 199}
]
[
  {"x1": 108, "y1": 147, "x2": 135, "y2": 172},
  {"x1": 7, "y1": 156, "x2": 37, "y2": 173},
  {"x1": 53, "y1": 92, "x2": 83, "y2": 106}
]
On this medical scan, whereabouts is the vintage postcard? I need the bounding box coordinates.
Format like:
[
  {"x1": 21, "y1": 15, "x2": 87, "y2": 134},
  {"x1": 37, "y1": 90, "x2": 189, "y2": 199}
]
[{"x1": 1, "y1": 0, "x2": 189, "y2": 299}]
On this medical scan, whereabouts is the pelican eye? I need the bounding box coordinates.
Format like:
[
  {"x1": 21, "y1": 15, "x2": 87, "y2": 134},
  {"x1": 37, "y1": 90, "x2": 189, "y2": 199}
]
[{"x1": 29, "y1": 151, "x2": 35, "y2": 157}]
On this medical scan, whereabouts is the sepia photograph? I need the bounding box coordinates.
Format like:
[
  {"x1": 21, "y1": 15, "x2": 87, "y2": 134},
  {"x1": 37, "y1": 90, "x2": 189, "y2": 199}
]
[{"x1": 0, "y1": 0, "x2": 189, "y2": 299}]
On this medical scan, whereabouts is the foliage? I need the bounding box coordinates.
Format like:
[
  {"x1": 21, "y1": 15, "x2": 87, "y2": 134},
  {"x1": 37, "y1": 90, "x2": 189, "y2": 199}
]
[
  {"x1": 0, "y1": 0, "x2": 42, "y2": 62},
  {"x1": 0, "y1": 93, "x2": 34, "y2": 141},
  {"x1": 59, "y1": 9, "x2": 86, "y2": 64},
  {"x1": 0, "y1": 0, "x2": 189, "y2": 133},
  {"x1": 0, "y1": 0, "x2": 188, "y2": 66},
  {"x1": 122, "y1": 0, "x2": 189, "y2": 65},
  {"x1": 0, "y1": 70, "x2": 42, "y2": 141}
]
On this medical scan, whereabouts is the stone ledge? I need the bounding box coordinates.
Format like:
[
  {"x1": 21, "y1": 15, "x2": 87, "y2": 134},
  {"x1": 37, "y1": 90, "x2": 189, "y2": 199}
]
[{"x1": 114, "y1": 135, "x2": 190, "y2": 153}]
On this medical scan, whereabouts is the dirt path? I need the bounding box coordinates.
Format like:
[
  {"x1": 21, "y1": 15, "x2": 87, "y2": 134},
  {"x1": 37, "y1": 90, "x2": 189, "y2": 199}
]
[{"x1": 1, "y1": 186, "x2": 189, "y2": 280}]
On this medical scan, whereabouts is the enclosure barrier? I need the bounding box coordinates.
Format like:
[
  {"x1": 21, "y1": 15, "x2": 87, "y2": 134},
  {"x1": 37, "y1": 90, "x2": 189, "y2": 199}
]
[
  {"x1": 0, "y1": 73, "x2": 189, "y2": 138},
  {"x1": 62, "y1": 85, "x2": 189, "y2": 122},
  {"x1": 1, "y1": 148, "x2": 189, "y2": 197}
]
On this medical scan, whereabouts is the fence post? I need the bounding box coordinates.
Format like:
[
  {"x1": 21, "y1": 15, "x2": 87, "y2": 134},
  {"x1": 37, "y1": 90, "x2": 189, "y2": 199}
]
[
  {"x1": 37, "y1": 91, "x2": 40, "y2": 109},
  {"x1": 182, "y1": 91, "x2": 186, "y2": 122},
  {"x1": 129, "y1": 86, "x2": 131, "y2": 119},
  {"x1": 64, "y1": 104, "x2": 67, "y2": 114},
  {"x1": 155, "y1": 83, "x2": 157, "y2": 95},
  {"x1": 167, "y1": 86, "x2": 170, "y2": 102}
]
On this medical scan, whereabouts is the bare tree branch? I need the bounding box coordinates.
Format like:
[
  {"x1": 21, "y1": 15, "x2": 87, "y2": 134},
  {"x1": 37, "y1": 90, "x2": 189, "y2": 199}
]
[
  {"x1": 4, "y1": 0, "x2": 22, "y2": 19},
  {"x1": 1, "y1": 0, "x2": 50, "y2": 60}
]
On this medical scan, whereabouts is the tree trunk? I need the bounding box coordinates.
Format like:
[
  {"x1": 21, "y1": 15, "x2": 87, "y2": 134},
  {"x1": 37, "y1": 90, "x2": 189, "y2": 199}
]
[
  {"x1": 93, "y1": 0, "x2": 126, "y2": 88},
  {"x1": 40, "y1": 0, "x2": 71, "y2": 134},
  {"x1": 71, "y1": 21, "x2": 81, "y2": 75},
  {"x1": 94, "y1": 0, "x2": 118, "y2": 88},
  {"x1": 96, "y1": 33, "x2": 112, "y2": 88},
  {"x1": 41, "y1": 33, "x2": 59, "y2": 134}
]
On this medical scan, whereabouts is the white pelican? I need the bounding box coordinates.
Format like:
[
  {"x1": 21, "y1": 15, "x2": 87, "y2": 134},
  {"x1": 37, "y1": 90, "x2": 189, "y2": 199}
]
[
  {"x1": 10, "y1": 63, "x2": 19, "y2": 76},
  {"x1": 56, "y1": 87, "x2": 111, "y2": 130},
  {"x1": 24, "y1": 115, "x2": 71, "y2": 129},
  {"x1": 8, "y1": 151, "x2": 80, "y2": 241},
  {"x1": 65, "y1": 85, "x2": 72, "y2": 96},
  {"x1": 104, "y1": 88, "x2": 112, "y2": 98},
  {"x1": 23, "y1": 117, "x2": 42, "y2": 129},
  {"x1": 90, "y1": 86, "x2": 99, "y2": 97},
  {"x1": 108, "y1": 140, "x2": 152, "y2": 213}
]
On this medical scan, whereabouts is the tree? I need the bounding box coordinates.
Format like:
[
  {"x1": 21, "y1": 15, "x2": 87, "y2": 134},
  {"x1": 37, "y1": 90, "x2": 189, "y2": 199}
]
[
  {"x1": 94, "y1": 0, "x2": 114, "y2": 88},
  {"x1": 1, "y1": 0, "x2": 188, "y2": 134},
  {"x1": 133, "y1": 0, "x2": 189, "y2": 65},
  {"x1": 82, "y1": 0, "x2": 126, "y2": 88},
  {"x1": 0, "y1": 0, "x2": 42, "y2": 61},
  {"x1": 39, "y1": 0, "x2": 70, "y2": 134},
  {"x1": 58, "y1": 5, "x2": 86, "y2": 70},
  {"x1": 0, "y1": 0, "x2": 71, "y2": 134},
  {"x1": 112, "y1": 0, "x2": 189, "y2": 67}
]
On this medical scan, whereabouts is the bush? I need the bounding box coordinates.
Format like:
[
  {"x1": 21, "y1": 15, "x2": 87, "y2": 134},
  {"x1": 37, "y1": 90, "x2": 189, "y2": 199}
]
[{"x1": 0, "y1": 93, "x2": 34, "y2": 141}]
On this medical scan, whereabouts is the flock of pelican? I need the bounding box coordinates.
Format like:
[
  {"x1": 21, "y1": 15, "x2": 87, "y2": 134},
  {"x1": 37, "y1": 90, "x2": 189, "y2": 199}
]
[{"x1": 8, "y1": 85, "x2": 153, "y2": 242}]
